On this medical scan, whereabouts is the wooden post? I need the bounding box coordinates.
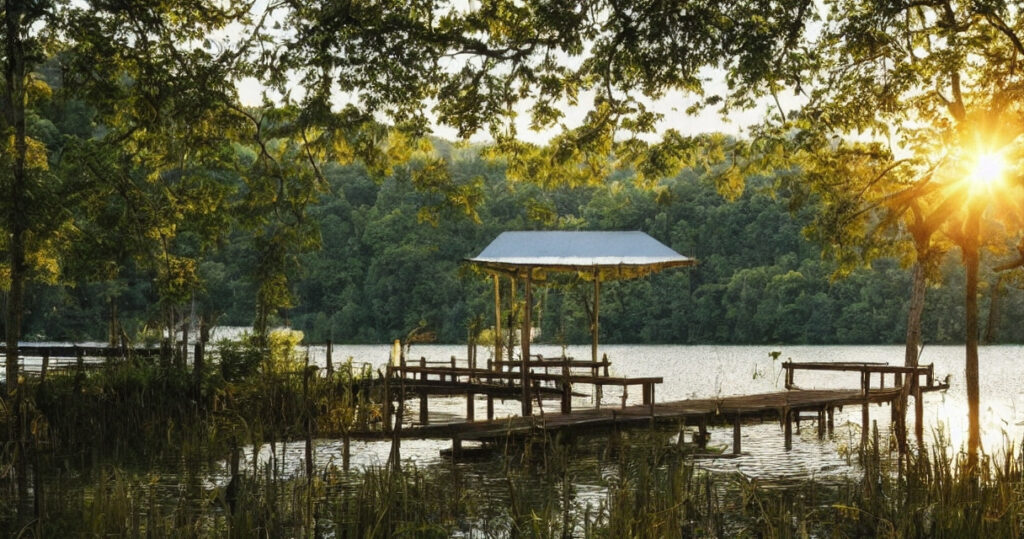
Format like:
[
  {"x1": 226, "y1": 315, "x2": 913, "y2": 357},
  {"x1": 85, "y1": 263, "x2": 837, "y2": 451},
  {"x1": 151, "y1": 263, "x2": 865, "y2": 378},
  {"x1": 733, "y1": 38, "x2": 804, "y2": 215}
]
[
  {"x1": 40, "y1": 351, "x2": 49, "y2": 384},
  {"x1": 467, "y1": 392, "x2": 475, "y2": 421},
  {"x1": 817, "y1": 408, "x2": 826, "y2": 439},
  {"x1": 592, "y1": 269, "x2": 601, "y2": 407},
  {"x1": 914, "y1": 379, "x2": 924, "y2": 446},
  {"x1": 383, "y1": 367, "x2": 392, "y2": 434},
  {"x1": 643, "y1": 383, "x2": 655, "y2": 414},
  {"x1": 487, "y1": 395, "x2": 494, "y2": 420},
  {"x1": 733, "y1": 415, "x2": 742, "y2": 455},
  {"x1": 451, "y1": 437, "x2": 462, "y2": 458},
  {"x1": 303, "y1": 362, "x2": 314, "y2": 480},
  {"x1": 326, "y1": 339, "x2": 333, "y2": 377},
  {"x1": 494, "y1": 275, "x2": 502, "y2": 371},
  {"x1": 861, "y1": 400, "x2": 870, "y2": 446},
  {"x1": 521, "y1": 269, "x2": 532, "y2": 416},
  {"x1": 784, "y1": 408, "x2": 793, "y2": 450},
  {"x1": 591, "y1": 267, "x2": 600, "y2": 366},
  {"x1": 420, "y1": 357, "x2": 429, "y2": 425},
  {"x1": 697, "y1": 418, "x2": 708, "y2": 449},
  {"x1": 827, "y1": 406, "x2": 835, "y2": 434}
]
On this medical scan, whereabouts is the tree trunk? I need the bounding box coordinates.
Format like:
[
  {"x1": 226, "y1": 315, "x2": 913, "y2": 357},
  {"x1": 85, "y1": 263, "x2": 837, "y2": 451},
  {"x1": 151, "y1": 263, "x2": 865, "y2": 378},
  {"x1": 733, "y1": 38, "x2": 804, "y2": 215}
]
[
  {"x1": 896, "y1": 260, "x2": 927, "y2": 453},
  {"x1": 964, "y1": 205, "x2": 982, "y2": 473},
  {"x1": 4, "y1": 0, "x2": 28, "y2": 392},
  {"x1": 3, "y1": 0, "x2": 29, "y2": 518}
]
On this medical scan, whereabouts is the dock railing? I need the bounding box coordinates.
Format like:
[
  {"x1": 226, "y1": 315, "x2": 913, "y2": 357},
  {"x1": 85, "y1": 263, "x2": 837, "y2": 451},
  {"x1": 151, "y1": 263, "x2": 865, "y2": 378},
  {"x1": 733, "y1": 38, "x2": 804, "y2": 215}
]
[
  {"x1": 384, "y1": 354, "x2": 661, "y2": 426},
  {"x1": 782, "y1": 361, "x2": 937, "y2": 396}
]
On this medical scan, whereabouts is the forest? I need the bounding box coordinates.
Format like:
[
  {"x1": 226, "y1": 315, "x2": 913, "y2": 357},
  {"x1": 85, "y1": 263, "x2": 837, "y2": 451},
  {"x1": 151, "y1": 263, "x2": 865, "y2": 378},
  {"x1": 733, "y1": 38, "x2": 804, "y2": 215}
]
[{"x1": 16, "y1": 135, "x2": 1024, "y2": 346}]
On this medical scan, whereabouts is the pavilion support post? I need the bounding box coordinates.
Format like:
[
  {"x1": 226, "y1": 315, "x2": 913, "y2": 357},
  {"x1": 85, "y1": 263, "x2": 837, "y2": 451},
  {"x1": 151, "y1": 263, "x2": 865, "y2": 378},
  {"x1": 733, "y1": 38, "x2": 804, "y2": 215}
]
[
  {"x1": 592, "y1": 268, "x2": 600, "y2": 365},
  {"x1": 507, "y1": 277, "x2": 517, "y2": 369},
  {"x1": 493, "y1": 275, "x2": 501, "y2": 371},
  {"x1": 487, "y1": 395, "x2": 494, "y2": 420},
  {"x1": 827, "y1": 407, "x2": 835, "y2": 434},
  {"x1": 592, "y1": 269, "x2": 601, "y2": 407},
  {"x1": 521, "y1": 269, "x2": 533, "y2": 417},
  {"x1": 817, "y1": 408, "x2": 826, "y2": 439}
]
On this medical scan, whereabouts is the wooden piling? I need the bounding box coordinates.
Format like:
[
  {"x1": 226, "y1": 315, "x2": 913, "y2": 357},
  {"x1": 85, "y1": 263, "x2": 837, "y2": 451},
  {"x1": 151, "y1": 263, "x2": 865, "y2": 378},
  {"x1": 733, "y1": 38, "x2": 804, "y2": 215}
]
[
  {"x1": 419, "y1": 357, "x2": 429, "y2": 425},
  {"x1": 861, "y1": 400, "x2": 870, "y2": 445},
  {"x1": 521, "y1": 271, "x2": 533, "y2": 417},
  {"x1": 326, "y1": 339, "x2": 333, "y2": 377},
  {"x1": 733, "y1": 415, "x2": 742, "y2": 455},
  {"x1": 697, "y1": 418, "x2": 708, "y2": 449},
  {"x1": 784, "y1": 409, "x2": 793, "y2": 450}
]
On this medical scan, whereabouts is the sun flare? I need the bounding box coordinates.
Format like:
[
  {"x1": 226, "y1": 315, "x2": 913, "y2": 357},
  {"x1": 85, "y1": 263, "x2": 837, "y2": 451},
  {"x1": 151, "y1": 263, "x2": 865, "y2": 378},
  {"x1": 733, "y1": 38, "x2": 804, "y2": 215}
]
[{"x1": 968, "y1": 152, "x2": 1007, "y2": 190}]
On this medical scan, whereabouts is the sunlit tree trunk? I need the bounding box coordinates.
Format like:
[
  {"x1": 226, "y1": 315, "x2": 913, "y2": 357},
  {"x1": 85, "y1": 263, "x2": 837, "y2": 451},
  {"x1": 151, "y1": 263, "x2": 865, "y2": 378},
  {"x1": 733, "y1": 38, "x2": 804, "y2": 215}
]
[
  {"x1": 897, "y1": 261, "x2": 926, "y2": 452},
  {"x1": 964, "y1": 204, "x2": 982, "y2": 472}
]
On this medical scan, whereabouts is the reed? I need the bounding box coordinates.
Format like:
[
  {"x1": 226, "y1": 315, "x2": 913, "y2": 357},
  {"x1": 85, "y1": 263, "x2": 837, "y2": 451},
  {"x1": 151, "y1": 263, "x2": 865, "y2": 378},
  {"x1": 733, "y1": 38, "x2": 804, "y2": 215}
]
[{"x1": 5, "y1": 334, "x2": 1024, "y2": 537}]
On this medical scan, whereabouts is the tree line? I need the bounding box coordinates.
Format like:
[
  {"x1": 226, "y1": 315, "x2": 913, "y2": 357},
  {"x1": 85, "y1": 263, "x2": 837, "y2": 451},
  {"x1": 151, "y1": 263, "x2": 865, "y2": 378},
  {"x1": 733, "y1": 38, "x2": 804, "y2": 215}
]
[{"x1": 15, "y1": 141, "x2": 1024, "y2": 346}]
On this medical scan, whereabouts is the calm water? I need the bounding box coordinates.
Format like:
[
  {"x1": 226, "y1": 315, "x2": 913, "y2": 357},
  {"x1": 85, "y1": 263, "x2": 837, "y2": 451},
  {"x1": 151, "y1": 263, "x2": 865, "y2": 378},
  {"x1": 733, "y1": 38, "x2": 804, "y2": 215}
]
[
  {"x1": 280, "y1": 343, "x2": 1023, "y2": 480},
  {"x1": 14, "y1": 340, "x2": 1022, "y2": 479}
]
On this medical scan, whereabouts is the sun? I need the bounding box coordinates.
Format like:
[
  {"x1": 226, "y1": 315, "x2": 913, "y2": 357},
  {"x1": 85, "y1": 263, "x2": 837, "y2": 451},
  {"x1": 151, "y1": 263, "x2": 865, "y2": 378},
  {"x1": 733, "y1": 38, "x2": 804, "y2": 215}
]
[{"x1": 968, "y1": 151, "x2": 1007, "y2": 191}]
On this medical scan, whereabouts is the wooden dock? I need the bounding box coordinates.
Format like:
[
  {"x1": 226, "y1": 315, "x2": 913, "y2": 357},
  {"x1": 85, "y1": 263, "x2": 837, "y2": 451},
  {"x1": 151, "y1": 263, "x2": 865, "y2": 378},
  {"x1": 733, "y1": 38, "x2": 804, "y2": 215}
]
[{"x1": 385, "y1": 360, "x2": 950, "y2": 454}]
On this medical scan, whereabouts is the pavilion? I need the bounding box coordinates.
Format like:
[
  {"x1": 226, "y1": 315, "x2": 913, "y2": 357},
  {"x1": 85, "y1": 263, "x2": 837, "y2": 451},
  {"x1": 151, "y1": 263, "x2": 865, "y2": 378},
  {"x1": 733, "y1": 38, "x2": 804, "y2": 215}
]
[{"x1": 468, "y1": 230, "x2": 696, "y2": 415}]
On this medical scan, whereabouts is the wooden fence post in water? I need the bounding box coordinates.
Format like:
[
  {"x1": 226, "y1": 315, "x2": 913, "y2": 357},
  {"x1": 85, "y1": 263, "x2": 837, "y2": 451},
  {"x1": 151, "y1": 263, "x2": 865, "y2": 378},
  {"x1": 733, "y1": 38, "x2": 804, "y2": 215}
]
[
  {"x1": 326, "y1": 339, "x2": 333, "y2": 377},
  {"x1": 733, "y1": 415, "x2": 741, "y2": 455},
  {"x1": 39, "y1": 351, "x2": 49, "y2": 384},
  {"x1": 420, "y1": 357, "x2": 429, "y2": 425},
  {"x1": 784, "y1": 408, "x2": 793, "y2": 450},
  {"x1": 697, "y1": 418, "x2": 708, "y2": 449},
  {"x1": 303, "y1": 364, "x2": 314, "y2": 481},
  {"x1": 861, "y1": 401, "x2": 870, "y2": 446},
  {"x1": 383, "y1": 368, "x2": 392, "y2": 434}
]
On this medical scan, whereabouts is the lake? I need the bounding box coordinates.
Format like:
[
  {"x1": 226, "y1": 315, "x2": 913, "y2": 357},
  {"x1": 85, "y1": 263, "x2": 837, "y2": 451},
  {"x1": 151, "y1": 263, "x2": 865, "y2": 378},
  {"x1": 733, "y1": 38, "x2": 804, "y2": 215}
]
[{"x1": 255, "y1": 342, "x2": 1024, "y2": 480}]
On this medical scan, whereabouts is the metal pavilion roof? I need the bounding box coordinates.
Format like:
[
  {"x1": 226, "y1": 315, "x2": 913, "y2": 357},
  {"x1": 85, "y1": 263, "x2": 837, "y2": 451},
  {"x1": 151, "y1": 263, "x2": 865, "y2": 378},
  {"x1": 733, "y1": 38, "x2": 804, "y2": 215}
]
[{"x1": 468, "y1": 230, "x2": 696, "y2": 280}]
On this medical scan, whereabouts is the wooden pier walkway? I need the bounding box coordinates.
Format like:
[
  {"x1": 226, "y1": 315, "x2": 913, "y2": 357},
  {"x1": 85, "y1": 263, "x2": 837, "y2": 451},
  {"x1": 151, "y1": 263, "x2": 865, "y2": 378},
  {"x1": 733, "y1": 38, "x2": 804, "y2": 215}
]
[{"x1": 388, "y1": 360, "x2": 950, "y2": 454}]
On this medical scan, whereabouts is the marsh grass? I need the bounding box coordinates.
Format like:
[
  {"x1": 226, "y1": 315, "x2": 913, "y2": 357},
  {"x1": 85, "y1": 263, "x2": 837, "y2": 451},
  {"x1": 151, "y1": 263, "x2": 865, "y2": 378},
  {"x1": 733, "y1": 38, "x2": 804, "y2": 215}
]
[{"x1": 4, "y1": 336, "x2": 1024, "y2": 536}]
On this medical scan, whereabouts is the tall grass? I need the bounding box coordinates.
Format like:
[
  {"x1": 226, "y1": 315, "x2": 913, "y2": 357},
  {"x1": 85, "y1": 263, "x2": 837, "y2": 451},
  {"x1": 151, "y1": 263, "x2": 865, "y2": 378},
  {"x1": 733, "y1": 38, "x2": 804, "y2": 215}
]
[{"x1": 5, "y1": 334, "x2": 1024, "y2": 536}]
